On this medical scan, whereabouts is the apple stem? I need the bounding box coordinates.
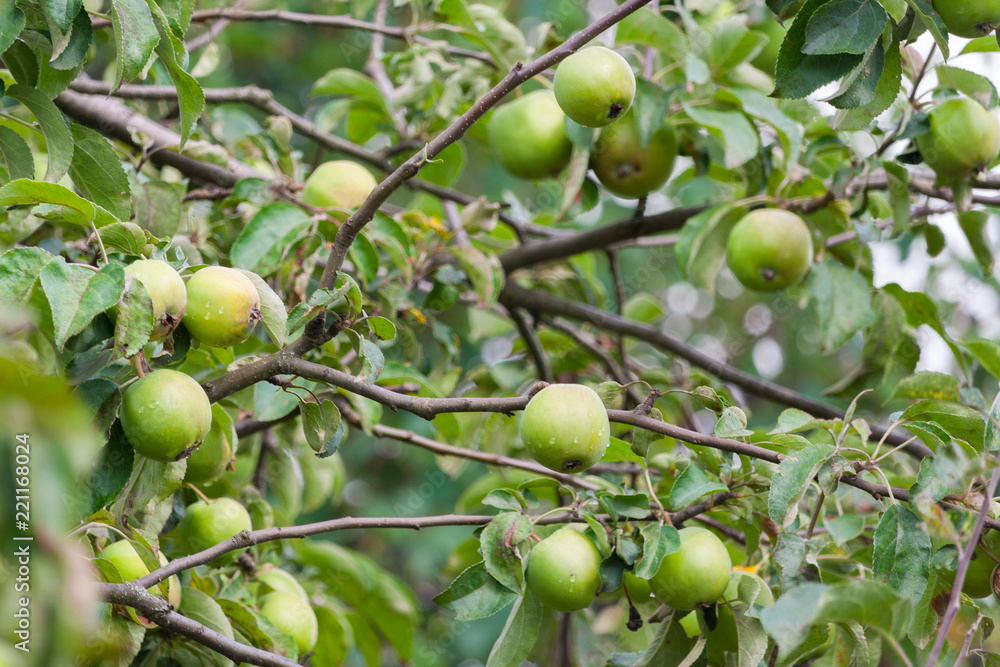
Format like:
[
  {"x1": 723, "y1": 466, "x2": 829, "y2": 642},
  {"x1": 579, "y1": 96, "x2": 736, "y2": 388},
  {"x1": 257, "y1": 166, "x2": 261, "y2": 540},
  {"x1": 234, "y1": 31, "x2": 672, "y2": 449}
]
[
  {"x1": 186, "y1": 483, "x2": 213, "y2": 504},
  {"x1": 133, "y1": 354, "x2": 146, "y2": 378}
]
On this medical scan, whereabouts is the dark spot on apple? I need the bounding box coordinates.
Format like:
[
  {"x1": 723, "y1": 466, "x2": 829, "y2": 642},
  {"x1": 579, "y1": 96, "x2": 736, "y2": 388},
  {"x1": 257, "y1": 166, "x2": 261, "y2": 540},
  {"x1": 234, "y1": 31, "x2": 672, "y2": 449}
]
[
  {"x1": 608, "y1": 103, "x2": 624, "y2": 120},
  {"x1": 563, "y1": 459, "x2": 582, "y2": 470},
  {"x1": 761, "y1": 267, "x2": 777, "y2": 282}
]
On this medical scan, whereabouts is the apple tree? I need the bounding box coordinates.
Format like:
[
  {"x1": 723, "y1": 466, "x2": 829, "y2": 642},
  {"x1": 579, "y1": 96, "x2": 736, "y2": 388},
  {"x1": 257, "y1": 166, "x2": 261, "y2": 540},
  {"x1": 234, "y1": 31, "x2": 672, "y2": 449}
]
[{"x1": 3, "y1": 0, "x2": 1000, "y2": 665}]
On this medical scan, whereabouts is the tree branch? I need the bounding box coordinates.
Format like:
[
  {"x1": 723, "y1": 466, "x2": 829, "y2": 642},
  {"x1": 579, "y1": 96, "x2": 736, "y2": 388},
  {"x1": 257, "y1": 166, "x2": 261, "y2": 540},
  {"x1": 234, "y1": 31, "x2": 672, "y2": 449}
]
[
  {"x1": 99, "y1": 583, "x2": 299, "y2": 667},
  {"x1": 500, "y1": 282, "x2": 933, "y2": 458},
  {"x1": 508, "y1": 307, "x2": 555, "y2": 383},
  {"x1": 88, "y1": 8, "x2": 498, "y2": 67},
  {"x1": 500, "y1": 205, "x2": 705, "y2": 272},
  {"x1": 66, "y1": 77, "x2": 551, "y2": 239},
  {"x1": 314, "y1": 0, "x2": 658, "y2": 291},
  {"x1": 54, "y1": 89, "x2": 266, "y2": 187}
]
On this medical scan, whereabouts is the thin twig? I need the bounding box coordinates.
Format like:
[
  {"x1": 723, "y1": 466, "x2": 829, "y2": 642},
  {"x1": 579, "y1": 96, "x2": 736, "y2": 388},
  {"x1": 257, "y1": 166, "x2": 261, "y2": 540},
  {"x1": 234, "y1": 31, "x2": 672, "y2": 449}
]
[
  {"x1": 509, "y1": 307, "x2": 555, "y2": 383},
  {"x1": 925, "y1": 459, "x2": 1000, "y2": 666}
]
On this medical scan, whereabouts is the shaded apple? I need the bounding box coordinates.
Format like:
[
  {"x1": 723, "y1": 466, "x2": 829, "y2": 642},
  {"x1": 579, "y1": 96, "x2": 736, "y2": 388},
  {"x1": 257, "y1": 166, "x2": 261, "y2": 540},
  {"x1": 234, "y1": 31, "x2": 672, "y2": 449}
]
[{"x1": 120, "y1": 369, "x2": 212, "y2": 462}]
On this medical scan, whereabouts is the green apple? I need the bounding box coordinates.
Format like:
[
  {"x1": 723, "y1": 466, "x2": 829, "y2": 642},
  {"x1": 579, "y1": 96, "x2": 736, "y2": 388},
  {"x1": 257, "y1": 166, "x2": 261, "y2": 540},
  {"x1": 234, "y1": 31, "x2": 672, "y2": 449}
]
[
  {"x1": 623, "y1": 570, "x2": 653, "y2": 602},
  {"x1": 124, "y1": 259, "x2": 186, "y2": 341},
  {"x1": 526, "y1": 528, "x2": 602, "y2": 611},
  {"x1": 519, "y1": 384, "x2": 610, "y2": 473},
  {"x1": 100, "y1": 540, "x2": 182, "y2": 608},
  {"x1": 300, "y1": 451, "x2": 347, "y2": 513},
  {"x1": 940, "y1": 544, "x2": 998, "y2": 599},
  {"x1": 178, "y1": 498, "x2": 253, "y2": 563},
  {"x1": 301, "y1": 160, "x2": 377, "y2": 210},
  {"x1": 592, "y1": 112, "x2": 677, "y2": 198},
  {"x1": 256, "y1": 565, "x2": 309, "y2": 601},
  {"x1": 706, "y1": 570, "x2": 774, "y2": 652},
  {"x1": 554, "y1": 46, "x2": 636, "y2": 128},
  {"x1": 649, "y1": 527, "x2": 732, "y2": 611},
  {"x1": 680, "y1": 609, "x2": 701, "y2": 638},
  {"x1": 488, "y1": 90, "x2": 573, "y2": 179},
  {"x1": 916, "y1": 97, "x2": 1000, "y2": 179},
  {"x1": 932, "y1": 0, "x2": 1000, "y2": 37},
  {"x1": 184, "y1": 409, "x2": 236, "y2": 485},
  {"x1": 726, "y1": 208, "x2": 813, "y2": 291},
  {"x1": 259, "y1": 591, "x2": 318, "y2": 654},
  {"x1": 120, "y1": 370, "x2": 212, "y2": 462},
  {"x1": 183, "y1": 266, "x2": 262, "y2": 348}
]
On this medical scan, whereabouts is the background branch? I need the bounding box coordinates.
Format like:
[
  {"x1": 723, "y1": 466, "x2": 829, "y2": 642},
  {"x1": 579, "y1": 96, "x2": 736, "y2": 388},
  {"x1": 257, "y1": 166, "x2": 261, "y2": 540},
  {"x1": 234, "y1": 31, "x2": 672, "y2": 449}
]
[{"x1": 500, "y1": 283, "x2": 933, "y2": 458}]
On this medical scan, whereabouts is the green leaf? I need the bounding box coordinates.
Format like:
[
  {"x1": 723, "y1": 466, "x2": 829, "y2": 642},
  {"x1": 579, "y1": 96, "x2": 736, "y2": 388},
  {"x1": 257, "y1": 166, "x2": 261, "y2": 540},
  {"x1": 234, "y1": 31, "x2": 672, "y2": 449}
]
[
  {"x1": 986, "y1": 389, "x2": 1000, "y2": 451},
  {"x1": 958, "y1": 209, "x2": 993, "y2": 277},
  {"x1": 768, "y1": 444, "x2": 834, "y2": 529},
  {"x1": 99, "y1": 222, "x2": 151, "y2": 256},
  {"x1": 40, "y1": 260, "x2": 125, "y2": 350},
  {"x1": 480, "y1": 511, "x2": 532, "y2": 593},
  {"x1": 616, "y1": 6, "x2": 686, "y2": 58},
  {"x1": 111, "y1": 455, "x2": 186, "y2": 527},
  {"x1": 682, "y1": 105, "x2": 760, "y2": 169},
  {"x1": 233, "y1": 268, "x2": 286, "y2": 347},
  {"x1": 298, "y1": 541, "x2": 418, "y2": 661},
  {"x1": 49, "y1": 7, "x2": 92, "y2": 71},
  {"x1": 365, "y1": 316, "x2": 396, "y2": 342},
  {"x1": 827, "y1": 38, "x2": 885, "y2": 110},
  {"x1": 715, "y1": 406, "x2": 754, "y2": 438},
  {"x1": 822, "y1": 513, "x2": 865, "y2": 545},
  {"x1": 882, "y1": 282, "x2": 963, "y2": 365},
  {"x1": 802, "y1": 0, "x2": 886, "y2": 55},
  {"x1": 40, "y1": 0, "x2": 83, "y2": 58},
  {"x1": 872, "y1": 505, "x2": 931, "y2": 605},
  {"x1": 891, "y1": 371, "x2": 961, "y2": 402},
  {"x1": 674, "y1": 204, "x2": 747, "y2": 292},
  {"x1": 770, "y1": 408, "x2": 827, "y2": 434},
  {"x1": 0, "y1": 179, "x2": 119, "y2": 227},
  {"x1": 216, "y1": 599, "x2": 294, "y2": 658},
  {"x1": 724, "y1": 88, "x2": 804, "y2": 168},
  {"x1": 433, "y1": 562, "x2": 517, "y2": 621},
  {"x1": 6, "y1": 85, "x2": 73, "y2": 183},
  {"x1": 631, "y1": 407, "x2": 663, "y2": 458},
  {"x1": 808, "y1": 262, "x2": 875, "y2": 353},
  {"x1": 0, "y1": 0, "x2": 25, "y2": 55},
  {"x1": 113, "y1": 273, "x2": 152, "y2": 360},
  {"x1": 451, "y1": 244, "x2": 504, "y2": 306},
  {"x1": 68, "y1": 124, "x2": 131, "y2": 221},
  {"x1": 0, "y1": 247, "x2": 56, "y2": 305},
  {"x1": 772, "y1": 0, "x2": 865, "y2": 99},
  {"x1": 231, "y1": 202, "x2": 311, "y2": 276},
  {"x1": 669, "y1": 464, "x2": 728, "y2": 509},
  {"x1": 147, "y1": 0, "x2": 203, "y2": 145},
  {"x1": 902, "y1": 0, "x2": 949, "y2": 59},
  {"x1": 311, "y1": 605, "x2": 353, "y2": 666},
  {"x1": 133, "y1": 180, "x2": 183, "y2": 237},
  {"x1": 82, "y1": 422, "x2": 133, "y2": 513},
  {"x1": 0, "y1": 126, "x2": 34, "y2": 183},
  {"x1": 964, "y1": 339, "x2": 1000, "y2": 379},
  {"x1": 485, "y1": 592, "x2": 542, "y2": 667},
  {"x1": 602, "y1": 436, "x2": 645, "y2": 464},
  {"x1": 936, "y1": 65, "x2": 999, "y2": 109},
  {"x1": 313, "y1": 69, "x2": 386, "y2": 109},
  {"x1": 899, "y1": 400, "x2": 985, "y2": 449},
  {"x1": 179, "y1": 586, "x2": 235, "y2": 642},
  {"x1": 286, "y1": 288, "x2": 338, "y2": 336},
  {"x1": 759, "y1": 580, "x2": 910, "y2": 659},
  {"x1": 301, "y1": 399, "x2": 344, "y2": 457},
  {"x1": 633, "y1": 523, "x2": 680, "y2": 580}
]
